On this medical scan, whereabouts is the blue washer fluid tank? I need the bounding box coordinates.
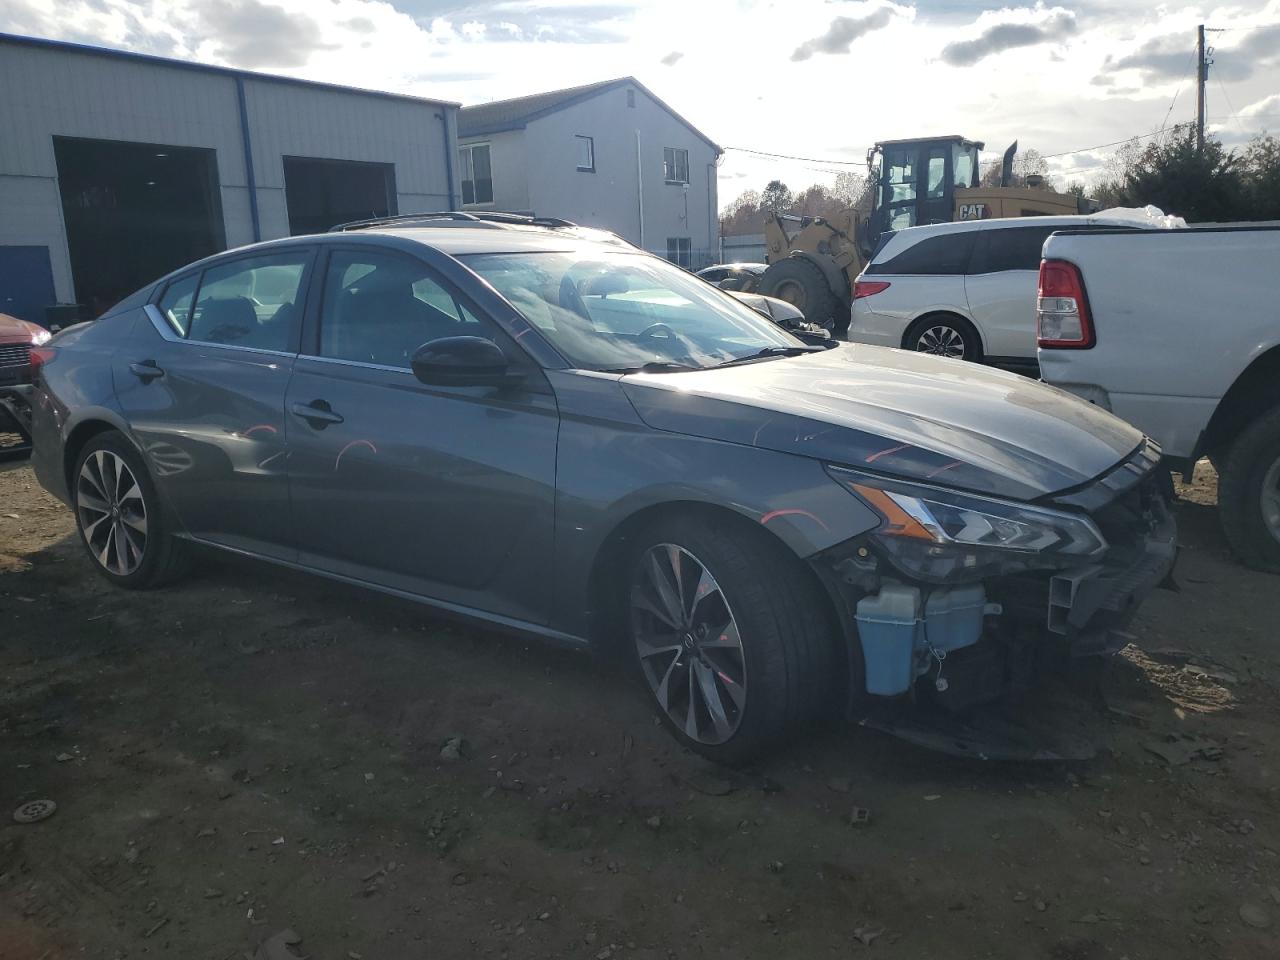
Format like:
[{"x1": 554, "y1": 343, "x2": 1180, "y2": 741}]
[{"x1": 856, "y1": 583, "x2": 992, "y2": 696}]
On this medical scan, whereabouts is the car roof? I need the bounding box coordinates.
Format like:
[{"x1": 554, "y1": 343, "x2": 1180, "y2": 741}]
[
  {"x1": 350, "y1": 224, "x2": 636, "y2": 256},
  {"x1": 869, "y1": 213, "x2": 1140, "y2": 263}
]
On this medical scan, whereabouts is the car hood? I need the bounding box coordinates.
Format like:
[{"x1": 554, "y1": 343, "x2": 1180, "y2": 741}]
[
  {"x1": 0, "y1": 312, "x2": 45, "y2": 344},
  {"x1": 620, "y1": 344, "x2": 1143, "y2": 502}
]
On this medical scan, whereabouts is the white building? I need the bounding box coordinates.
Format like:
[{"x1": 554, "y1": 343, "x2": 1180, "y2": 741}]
[
  {"x1": 458, "y1": 78, "x2": 721, "y2": 269},
  {"x1": 0, "y1": 32, "x2": 460, "y2": 321}
]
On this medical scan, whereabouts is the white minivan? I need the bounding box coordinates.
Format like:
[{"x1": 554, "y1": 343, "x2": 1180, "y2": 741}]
[{"x1": 849, "y1": 215, "x2": 1134, "y2": 369}]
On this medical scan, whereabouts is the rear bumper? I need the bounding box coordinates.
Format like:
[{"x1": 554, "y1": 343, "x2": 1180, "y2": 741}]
[{"x1": 847, "y1": 305, "x2": 907, "y2": 348}]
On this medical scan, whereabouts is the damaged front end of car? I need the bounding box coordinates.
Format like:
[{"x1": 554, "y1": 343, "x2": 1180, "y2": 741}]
[{"x1": 810, "y1": 439, "x2": 1176, "y2": 750}]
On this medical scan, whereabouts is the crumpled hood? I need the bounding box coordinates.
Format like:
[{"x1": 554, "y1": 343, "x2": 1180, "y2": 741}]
[{"x1": 620, "y1": 344, "x2": 1143, "y2": 501}]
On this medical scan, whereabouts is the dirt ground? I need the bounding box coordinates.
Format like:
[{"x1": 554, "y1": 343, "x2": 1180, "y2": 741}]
[{"x1": 1, "y1": 462, "x2": 1279, "y2": 960}]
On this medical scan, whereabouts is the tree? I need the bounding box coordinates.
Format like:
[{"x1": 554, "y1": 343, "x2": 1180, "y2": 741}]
[
  {"x1": 760, "y1": 179, "x2": 793, "y2": 212},
  {"x1": 1096, "y1": 127, "x2": 1247, "y2": 222},
  {"x1": 1242, "y1": 134, "x2": 1280, "y2": 220}
]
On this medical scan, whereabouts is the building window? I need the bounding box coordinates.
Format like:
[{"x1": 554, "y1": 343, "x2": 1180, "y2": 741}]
[
  {"x1": 458, "y1": 144, "x2": 493, "y2": 205},
  {"x1": 575, "y1": 135, "x2": 595, "y2": 172},
  {"x1": 626, "y1": 89, "x2": 635, "y2": 108},
  {"x1": 666, "y1": 237, "x2": 692, "y2": 268},
  {"x1": 663, "y1": 147, "x2": 689, "y2": 184}
]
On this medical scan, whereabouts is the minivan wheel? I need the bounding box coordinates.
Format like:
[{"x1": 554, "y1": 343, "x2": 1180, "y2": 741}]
[
  {"x1": 1218, "y1": 406, "x2": 1280, "y2": 573},
  {"x1": 73, "y1": 432, "x2": 189, "y2": 588},
  {"x1": 626, "y1": 515, "x2": 835, "y2": 764},
  {"x1": 904, "y1": 314, "x2": 982, "y2": 362}
]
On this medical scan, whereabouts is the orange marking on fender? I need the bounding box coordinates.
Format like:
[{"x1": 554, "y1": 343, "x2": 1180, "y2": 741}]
[
  {"x1": 926, "y1": 460, "x2": 963, "y2": 478},
  {"x1": 759, "y1": 508, "x2": 830, "y2": 532},
  {"x1": 865, "y1": 442, "x2": 909, "y2": 463}
]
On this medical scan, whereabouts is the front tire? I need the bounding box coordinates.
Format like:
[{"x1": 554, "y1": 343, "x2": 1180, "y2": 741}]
[
  {"x1": 625, "y1": 514, "x2": 835, "y2": 764},
  {"x1": 73, "y1": 431, "x2": 189, "y2": 588},
  {"x1": 903, "y1": 313, "x2": 982, "y2": 362},
  {"x1": 1218, "y1": 406, "x2": 1280, "y2": 573}
]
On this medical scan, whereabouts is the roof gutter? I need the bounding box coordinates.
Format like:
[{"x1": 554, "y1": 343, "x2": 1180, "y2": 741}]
[
  {"x1": 439, "y1": 111, "x2": 457, "y2": 210},
  {"x1": 235, "y1": 76, "x2": 262, "y2": 243}
]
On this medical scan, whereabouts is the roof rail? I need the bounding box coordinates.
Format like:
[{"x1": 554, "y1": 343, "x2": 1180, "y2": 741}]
[{"x1": 328, "y1": 211, "x2": 581, "y2": 232}]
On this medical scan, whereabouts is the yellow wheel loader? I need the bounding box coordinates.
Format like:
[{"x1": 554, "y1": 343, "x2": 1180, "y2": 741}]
[{"x1": 757, "y1": 136, "x2": 1094, "y2": 334}]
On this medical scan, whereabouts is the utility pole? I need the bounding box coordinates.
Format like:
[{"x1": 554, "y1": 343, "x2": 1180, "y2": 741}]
[{"x1": 1196, "y1": 23, "x2": 1206, "y2": 153}]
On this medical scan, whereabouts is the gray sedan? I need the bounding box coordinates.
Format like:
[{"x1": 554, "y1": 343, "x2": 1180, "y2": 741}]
[{"x1": 29, "y1": 214, "x2": 1175, "y2": 763}]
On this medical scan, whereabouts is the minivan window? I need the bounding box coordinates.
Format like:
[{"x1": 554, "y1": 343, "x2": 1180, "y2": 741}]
[
  {"x1": 187, "y1": 253, "x2": 309, "y2": 351},
  {"x1": 968, "y1": 226, "x2": 1058, "y2": 274},
  {"x1": 865, "y1": 232, "x2": 975, "y2": 276}
]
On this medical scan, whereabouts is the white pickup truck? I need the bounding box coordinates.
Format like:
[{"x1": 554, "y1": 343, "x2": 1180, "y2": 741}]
[{"x1": 1038, "y1": 225, "x2": 1280, "y2": 572}]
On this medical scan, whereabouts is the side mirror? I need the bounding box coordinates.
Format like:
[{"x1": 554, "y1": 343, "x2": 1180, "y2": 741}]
[{"x1": 410, "y1": 336, "x2": 518, "y2": 387}]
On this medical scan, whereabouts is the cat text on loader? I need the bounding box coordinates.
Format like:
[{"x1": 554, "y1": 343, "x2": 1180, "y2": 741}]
[{"x1": 757, "y1": 136, "x2": 1095, "y2": 334}]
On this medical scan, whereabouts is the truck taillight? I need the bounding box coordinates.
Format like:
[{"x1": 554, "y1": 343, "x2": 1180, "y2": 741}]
[
  {"x1": 1037, "y1": 259, "x2": 1094, "y2": 349},
  {"x1": 853, "y1": 280, "x2": 890, "y2": 300}
]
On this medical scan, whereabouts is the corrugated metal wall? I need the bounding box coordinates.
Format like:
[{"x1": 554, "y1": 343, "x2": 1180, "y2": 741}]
[{"x1": 0, "y1": 37, "x2": 458, "y2": 308}]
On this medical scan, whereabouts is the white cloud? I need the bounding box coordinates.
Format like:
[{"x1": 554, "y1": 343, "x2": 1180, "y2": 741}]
[{"x1": 2, "y1": 0, "x2": 1278, "y2": 206}]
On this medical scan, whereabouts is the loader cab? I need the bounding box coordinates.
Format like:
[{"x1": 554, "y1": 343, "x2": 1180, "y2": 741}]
[{"x1": 866, "y1": 136, "x2": 983, "y2": 248}]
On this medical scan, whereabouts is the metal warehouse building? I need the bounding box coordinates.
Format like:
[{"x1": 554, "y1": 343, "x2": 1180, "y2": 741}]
[{"x1": 0, "y1": 33, "x2": 461, "y2": 321}]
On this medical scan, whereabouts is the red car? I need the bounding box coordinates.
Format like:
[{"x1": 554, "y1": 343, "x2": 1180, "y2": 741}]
[
  {"x1": 0, "y1": 312, "x2": 48, "y2": 464},
  {"x1": 0, "y1": 312, "x2": 51, "y2": 387}
]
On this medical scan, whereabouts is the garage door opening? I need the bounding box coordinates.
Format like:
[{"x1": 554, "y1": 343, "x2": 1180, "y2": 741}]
[
  {"x1": 54, "y1": 136, "x2": 225, "y2": 316},
  {"x1": 284, "y1": 157, "x2": 397, "y2": 235}
]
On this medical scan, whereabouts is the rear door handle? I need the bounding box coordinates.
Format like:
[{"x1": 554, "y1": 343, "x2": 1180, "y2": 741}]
[
  {"x1": 290, "y1": 400, "x2": 344, "y2": 428},
  {"x1": 129, "y1": 360, "x2": 164, "y2": 382}
]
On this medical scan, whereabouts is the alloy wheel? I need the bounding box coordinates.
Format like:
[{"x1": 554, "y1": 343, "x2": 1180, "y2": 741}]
[
  {"x1": 916, "y1": 324, "x2": 967, "y2": 358},
  {"x1": 77, "y1": 450, "x2": 148, "y2": 576},
  {"x1": 631, "y1": 543, "x2": 747, "y2": 745},
  {"x1": 1262, "y1": 457, "x2": 1280, "y2": 545}
]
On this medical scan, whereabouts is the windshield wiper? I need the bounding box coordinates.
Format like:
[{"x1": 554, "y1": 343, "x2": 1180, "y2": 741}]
[
  {"x1": 713, "y1": 345, "x2": 826, "y2": 368},
  {"x1": 603, "y1": 361, "x2": 703, "y2": 374}
]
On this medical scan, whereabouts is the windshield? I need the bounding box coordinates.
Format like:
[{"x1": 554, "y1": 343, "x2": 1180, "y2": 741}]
[{"x1": 461, "y1": 251, "x2": 802, "y2": 371}]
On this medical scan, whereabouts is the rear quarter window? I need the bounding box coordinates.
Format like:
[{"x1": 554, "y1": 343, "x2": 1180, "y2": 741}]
[
  {"x1": 967, "y1": 226, "x2": 1057, "y2": 274},
  {"x1": 865, "y1": 232, "x2": 975, "y2": 276}
]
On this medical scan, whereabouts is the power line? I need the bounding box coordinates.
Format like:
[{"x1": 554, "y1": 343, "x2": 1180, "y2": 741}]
[
  {"x1": 1158, "y1": 41, "x2": 1199, "y2": 134},
  {"x1": 721, "y1": 145, "x2": 866, "y2": 166}
]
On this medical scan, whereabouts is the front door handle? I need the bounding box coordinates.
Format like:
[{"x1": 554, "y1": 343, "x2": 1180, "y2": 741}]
[
  {"x1": 290, "y1": 399, "x2": 344, "y2": 428},
  {"x1": 129, "y1": 360, "x2": 164, "y2": 382}
]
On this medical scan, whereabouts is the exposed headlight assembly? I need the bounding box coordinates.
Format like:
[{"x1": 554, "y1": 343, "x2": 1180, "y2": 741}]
[{"x1": 826, "y1": 464, "x2": 1107, "y2": 583}]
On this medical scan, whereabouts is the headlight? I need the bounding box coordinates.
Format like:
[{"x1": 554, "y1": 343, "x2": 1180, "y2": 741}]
[
  {"x1": 31, "y1": 329, "x2": 52, "y2": 346},
  {"x1": 827, "y1": 464, "x2": 1107, "y2": 583}
]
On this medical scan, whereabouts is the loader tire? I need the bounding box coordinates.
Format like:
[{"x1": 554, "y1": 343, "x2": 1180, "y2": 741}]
[{"x1": 759, "y1": 258, "x2": 842, "y2": 333}]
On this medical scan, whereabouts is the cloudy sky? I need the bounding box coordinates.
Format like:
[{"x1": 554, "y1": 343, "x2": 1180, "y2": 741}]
[{"x1": 4, "y1": 0, "x2": 1279, "y2": 206}]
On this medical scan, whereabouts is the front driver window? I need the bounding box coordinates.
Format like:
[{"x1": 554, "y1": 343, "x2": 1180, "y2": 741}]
[{"x1": 318, "y1": 250, "x2": 487, "y2": 368}]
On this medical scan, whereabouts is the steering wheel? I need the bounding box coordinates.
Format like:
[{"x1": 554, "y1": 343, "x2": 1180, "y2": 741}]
[{"x1": 638, "y1": 322, "x2": 676, "y2": 340}]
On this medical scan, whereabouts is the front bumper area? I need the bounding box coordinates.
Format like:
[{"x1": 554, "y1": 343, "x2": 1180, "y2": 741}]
[{"x1": 817, "y1": 439, "x2": 1176, "y2": 711}]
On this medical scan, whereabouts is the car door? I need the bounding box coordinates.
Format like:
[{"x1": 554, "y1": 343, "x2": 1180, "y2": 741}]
[
  {"x1": 963, "y1": 225, "x2": 1056, "y2": 360},
  {"x1": 115, "y1": 248, "x2": 314, "y2": 560},
  {"x1": 284, "y1": 243, "x2": 559, "y2": 625}
]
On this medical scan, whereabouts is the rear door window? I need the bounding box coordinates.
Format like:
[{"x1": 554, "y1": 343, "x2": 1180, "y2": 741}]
[
  {"x1": 865, "y1": 232, "x2": 975, "y2": 276},
  {"x1": 187, "y1": 252, "x2": 311, "y2": 351},
  {"x1": 968, "y1": 226, "x2": 1057, "y2": 274},
  {"x1": 157, "y1": 274, "x2": 198, "y2": 336}
]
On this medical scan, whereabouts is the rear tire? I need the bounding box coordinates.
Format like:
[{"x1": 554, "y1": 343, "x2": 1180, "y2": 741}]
[
  {"x1": 903, "y1": 313, "x2": 983, "y2": 362},
  {"x1": 72, "y1": 431, "x2": 189, "y2": 589},
  {"x1": 625, "y1": 513, "x2": 836, "y2": 765},
  {"x1": 758, "y1": 258, "x2": 842, "y2": 333},
  {"x1": 1218, "y1": 406, "x2": 1280, "y2": 573}
]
